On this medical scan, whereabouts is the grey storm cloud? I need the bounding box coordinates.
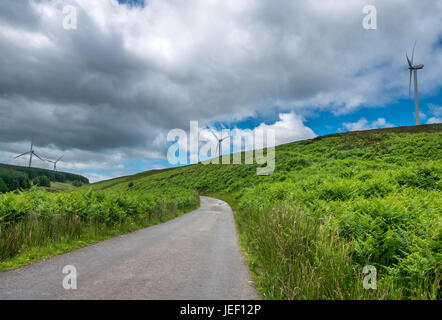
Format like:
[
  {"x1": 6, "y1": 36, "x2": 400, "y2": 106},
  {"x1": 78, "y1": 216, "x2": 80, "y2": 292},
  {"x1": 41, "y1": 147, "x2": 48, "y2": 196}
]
[{"x1": 0, "y1": 0, "x2": 441, "y2": 172}]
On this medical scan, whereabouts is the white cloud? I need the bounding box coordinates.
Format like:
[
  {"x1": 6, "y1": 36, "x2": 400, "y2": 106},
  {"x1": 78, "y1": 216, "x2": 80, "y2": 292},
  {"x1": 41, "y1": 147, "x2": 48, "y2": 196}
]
[
  {"x1": 428, "y1": 104, "x2": 442, "y2": 117},
  {"x1": 84, "y1": 173, "x2": 114, "y2": 183},
  {"x1": 253, "y1": 112, "x2": 317, "y2": 146},
  {"x1": 198, "y1": 112, "x2": 316, "y2": 157},
  {"x1": 425, "y1": 104, "x2": 442, "y2": 124},
  {"x1": 427, "y1": 117, "x2": 442, "y2": 124},
  {"x1": 342, "y1": 117, "x2": 394, "y2": 132},
  {"x1": 414, "y1": 111, "x2": 427, "y2": 121}
]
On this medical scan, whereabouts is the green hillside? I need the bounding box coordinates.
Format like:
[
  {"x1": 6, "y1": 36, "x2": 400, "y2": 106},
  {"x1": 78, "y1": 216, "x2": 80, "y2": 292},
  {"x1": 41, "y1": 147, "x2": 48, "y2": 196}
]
[
  {"x1": 0, "y1": 124, "x2": 440, "y2": 299},
  {"x1": 0, "y1": 163, "x2": 89, "y2": 193},
  {"x1": 91, "y1": 123, "x2": 442, "y2": 299}
]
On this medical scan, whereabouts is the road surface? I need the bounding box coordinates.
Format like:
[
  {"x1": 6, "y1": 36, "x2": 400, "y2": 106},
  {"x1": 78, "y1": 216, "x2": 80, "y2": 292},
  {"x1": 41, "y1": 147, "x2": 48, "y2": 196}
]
[{"x1": 0, "y1": 196, "x2": 259, "y2": 300}]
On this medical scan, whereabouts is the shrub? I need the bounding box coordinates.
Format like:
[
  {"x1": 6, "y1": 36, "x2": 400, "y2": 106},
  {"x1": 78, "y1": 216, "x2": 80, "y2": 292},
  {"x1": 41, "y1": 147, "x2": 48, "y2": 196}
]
[
  {"x1": 0, "y1": 170, "x2": 30, "y2": 191},
  {"x1": 0, "y1": 178, "x2": 7, "y2": 193},
  {"x1": 0, "y1": 187, "x2": 199, "y2": 260},
  {"x1": 397, "y1": 166, "x2": 441, "y2": 190},
  {"x1": 339, "y1": 168, "x2": 356, "y2": 178},
  {"x1": 317, "y1": 181, "x2": 355, "y2": 201},
  {"x1": 32, "y1": 176, "x2": 51, "y2": 187},
  {"x1": 358, "y1": 178, "x2": 394, "y2": 198},
  {"x1": 287, "y1": 157, "x2": 312, "y2": 170},
  {"x1": 71, "y1": 180, "x2": 84, "y2": 187}
]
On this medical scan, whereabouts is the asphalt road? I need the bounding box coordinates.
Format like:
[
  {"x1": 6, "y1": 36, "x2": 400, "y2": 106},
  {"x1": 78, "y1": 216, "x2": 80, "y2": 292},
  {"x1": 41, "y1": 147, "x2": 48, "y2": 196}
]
[{"x1": 0, "y1": 196, "x2": 259, "y2": 300}]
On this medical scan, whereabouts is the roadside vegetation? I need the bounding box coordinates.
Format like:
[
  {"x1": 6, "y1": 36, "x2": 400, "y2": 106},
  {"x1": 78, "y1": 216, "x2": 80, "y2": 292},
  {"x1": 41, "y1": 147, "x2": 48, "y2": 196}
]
[
  {"x1": 0, "y1": 185, "x2": 199, "y2": 271},
  {"x1": 0, "y1": 124, "x2": 440, "y2": 299}
]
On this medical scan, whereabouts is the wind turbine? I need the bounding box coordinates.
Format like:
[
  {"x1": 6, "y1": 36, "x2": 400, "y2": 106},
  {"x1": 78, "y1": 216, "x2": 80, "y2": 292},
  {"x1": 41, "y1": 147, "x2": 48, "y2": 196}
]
[
  {"x1": 14, "y1": 141, "x2": 45, "y2": 168},
  {"x1": 46, "y1": 155, "x2": 64, "y2": 171},
  {"x1": 208, "y1": 126, "x2": 230, "y2": 157},
  {"x1": 406, "y1": 42, "x2": 425, "y2": 125}
]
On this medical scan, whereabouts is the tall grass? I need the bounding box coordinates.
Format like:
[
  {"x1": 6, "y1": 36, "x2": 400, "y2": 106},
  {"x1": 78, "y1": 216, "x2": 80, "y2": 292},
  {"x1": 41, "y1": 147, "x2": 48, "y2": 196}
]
[
  {"x1": 235, "y1": 201, "x2": 438, "y2": 299},
  {"x1": 237, "y1": 203, "x2": 362, "y2": 299}
]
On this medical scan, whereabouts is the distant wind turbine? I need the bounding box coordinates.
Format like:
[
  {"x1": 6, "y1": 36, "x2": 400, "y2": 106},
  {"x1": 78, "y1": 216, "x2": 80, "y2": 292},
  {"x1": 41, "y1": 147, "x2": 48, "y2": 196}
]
[
  {"x1": 14, "y1": 141, "x2": 45, "y2": 168},
  {"x1": 208, "y1": 126, "x2": 230, "y2": 157},
  {"x1": 406, "y1": 42, "x2": 425, "y2": 125},
  {"x1": 46, "y1": 155, "x2": 64, "y2": 171}
]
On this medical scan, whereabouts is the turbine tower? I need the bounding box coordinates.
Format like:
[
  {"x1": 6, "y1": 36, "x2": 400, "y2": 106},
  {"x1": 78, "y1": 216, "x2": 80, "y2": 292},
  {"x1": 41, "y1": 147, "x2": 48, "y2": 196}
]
[
  {"x1": 46, "y1": 155, "x2": 64, "y2": 171},
  {"x1": 208, "y1": 126, "x2": 230, "y2": 158},
  {"x1": 406, "y1": 42, "x2": 424, "y2": 125},
  {"x1": 14, "y1": 141, "x2": 45, "y2": 168}
]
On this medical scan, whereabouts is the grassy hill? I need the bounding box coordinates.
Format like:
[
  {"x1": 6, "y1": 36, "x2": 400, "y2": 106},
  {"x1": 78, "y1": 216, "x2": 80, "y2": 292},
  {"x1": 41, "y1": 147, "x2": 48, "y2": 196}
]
[
  {"x1": 0, "y1": 163, "x2": 89, "y2": 193},
  {"x1": 89, "y1": 124, "x2": 441, "y2": 299},
  {"x1": 0, "y1": 124, "x2": 440, "y2": 299}
]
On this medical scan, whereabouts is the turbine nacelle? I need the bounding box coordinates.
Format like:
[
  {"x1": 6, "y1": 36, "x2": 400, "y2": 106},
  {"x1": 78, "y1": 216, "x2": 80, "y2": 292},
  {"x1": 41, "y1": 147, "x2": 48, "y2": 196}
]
[
  {"x1": 208, "y1": 125, "x2": 230, "y2": 158},
  {"x1": 412, "y1": 64, "x2": 424, "y2": 70},
  {"x1": 45, "y1": 155, "x2": 64, "y2": 171}
]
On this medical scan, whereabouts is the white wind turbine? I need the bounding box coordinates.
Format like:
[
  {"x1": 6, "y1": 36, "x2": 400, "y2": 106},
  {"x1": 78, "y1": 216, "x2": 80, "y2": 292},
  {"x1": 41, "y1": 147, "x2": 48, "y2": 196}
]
[
  {"x1": 46, "y1": 155, "x2": 64, "y2": 171},
  {"x1": 208, "y1": 126, "x2": 230, "y2": 158},
  {"x1": 14, "y1": 141, "x2": 45, "y2": 168},
  {"x1": 406, "y1": 42, "x2": 425, "y2": 125}
]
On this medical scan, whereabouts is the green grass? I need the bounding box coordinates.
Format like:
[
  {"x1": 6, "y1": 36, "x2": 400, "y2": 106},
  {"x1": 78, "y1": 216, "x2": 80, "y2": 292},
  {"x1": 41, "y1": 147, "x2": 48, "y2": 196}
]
[
  {"x1": 1, "y1": 124, "x2": 440, "y2": 299},
  {"x1": 41, "y1": 181, "x2": 77, "y2": 192}
]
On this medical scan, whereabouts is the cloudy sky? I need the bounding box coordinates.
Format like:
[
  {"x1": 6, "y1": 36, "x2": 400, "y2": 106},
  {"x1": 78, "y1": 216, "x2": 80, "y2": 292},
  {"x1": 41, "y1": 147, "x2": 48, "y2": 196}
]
[{"x1": 0, "y1": 0, "x2": 441, "y2": 182}]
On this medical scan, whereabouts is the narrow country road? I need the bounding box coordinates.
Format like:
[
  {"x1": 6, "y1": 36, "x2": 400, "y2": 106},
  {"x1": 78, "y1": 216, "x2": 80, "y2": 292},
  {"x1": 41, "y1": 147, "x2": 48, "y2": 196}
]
[{"x1": 0, "y1": 197, "x2": 259, "y2": 300}]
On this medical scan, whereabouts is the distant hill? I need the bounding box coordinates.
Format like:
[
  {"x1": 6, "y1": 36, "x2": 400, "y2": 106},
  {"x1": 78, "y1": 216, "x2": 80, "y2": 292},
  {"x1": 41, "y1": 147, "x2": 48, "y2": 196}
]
[
  {"x1": 0, "y1": 163, "x2": 89, "y2": 193},
  {"x1": 92, "y1": 123, "x2": 442, "y2": 191}
]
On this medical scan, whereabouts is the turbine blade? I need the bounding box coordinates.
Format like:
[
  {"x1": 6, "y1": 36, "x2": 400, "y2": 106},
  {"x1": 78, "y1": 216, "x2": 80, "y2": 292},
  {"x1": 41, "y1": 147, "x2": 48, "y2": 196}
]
[
  {"x1": 220, "y1": 126, "x2": 230, "y2": 141},
  {"x1": 208, "y1": 126, "x2": 219, "y2": 140},
  {"x1": 32, "y1": 152, "x2": 44, "y2": 162},
  {"x1": 14, "y1": 152, "x2": 30, "y2": 159},
  {"x1": 56, "y1": 155, "x2": 64, "y2": 162},
  {"x1": 406, "y1": 53, "x2": 413, "y2": 68},
  {"x1": 411, "y1": 41, "x2": 416, "y2": 65}
]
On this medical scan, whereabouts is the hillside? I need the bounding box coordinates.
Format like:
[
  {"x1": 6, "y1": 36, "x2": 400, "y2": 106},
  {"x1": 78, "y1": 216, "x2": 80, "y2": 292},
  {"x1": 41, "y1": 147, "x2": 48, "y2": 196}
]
[
  {"x1": 0, "y1": 124, "x2": 440, "y2": 299},
  {"x1": 90, "y1": 123, "x2": 442, "y2": 299},
  {"x1": 92, "y1": 124, "x2": 441, "y2": 192},
  {"x1": 0, "y1": 163, "x2": 89, "y2": 193}
]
